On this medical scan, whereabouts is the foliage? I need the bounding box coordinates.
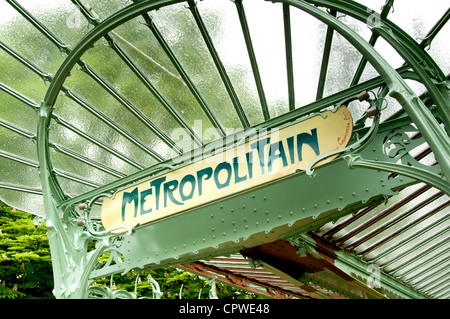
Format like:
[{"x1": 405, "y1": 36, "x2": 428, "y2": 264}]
[
  {"x1": 0, "y1": 1, "x2": 273, "y2": 300},
  {"x1": 0, "y1": 201, "x2": 53, "y2": 299},
  {"x1": 0, "y1": 202, "x2": 261, "y2": 299}
]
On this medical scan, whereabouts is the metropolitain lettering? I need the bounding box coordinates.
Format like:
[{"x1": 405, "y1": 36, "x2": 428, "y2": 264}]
[{"x1": 120, "y1": 128, "x2": 319, "y2": 222}]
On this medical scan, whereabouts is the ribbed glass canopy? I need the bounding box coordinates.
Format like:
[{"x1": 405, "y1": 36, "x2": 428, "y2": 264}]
[{"x1": 0, "y1": 0, "x2": 448, "y2": 299}]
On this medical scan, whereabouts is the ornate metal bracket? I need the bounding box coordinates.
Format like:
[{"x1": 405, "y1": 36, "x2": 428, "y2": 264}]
[{"x1": 345, "y1": 121, "x2": 449, "y2": 194}]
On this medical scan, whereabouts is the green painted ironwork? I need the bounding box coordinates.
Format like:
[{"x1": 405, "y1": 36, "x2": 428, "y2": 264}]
[{"x1": 0, "y1": 0, "x2": 448, "y2": 299}]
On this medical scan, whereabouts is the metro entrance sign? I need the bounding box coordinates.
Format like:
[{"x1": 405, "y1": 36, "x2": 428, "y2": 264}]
[{"x1": 101, "y1": 105, "x2": 353, "y2": 231}]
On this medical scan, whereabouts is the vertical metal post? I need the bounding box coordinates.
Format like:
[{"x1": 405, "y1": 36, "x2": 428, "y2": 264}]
[{"x1": 283, "y1": 4, "x2": 295, "y2": 111}]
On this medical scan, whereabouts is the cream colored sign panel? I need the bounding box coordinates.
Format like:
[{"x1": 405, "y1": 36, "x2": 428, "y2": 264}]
[{"x1": 101, "y1": 106, "x2": 353, "y2": 231}]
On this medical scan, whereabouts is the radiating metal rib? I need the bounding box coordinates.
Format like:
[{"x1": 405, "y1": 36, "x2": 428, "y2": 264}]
[
  {"x1": 77, "y1": 61, "x2": 184, "y2": 155},
  {"x1": 0, "y1": 40, "x2": 166, "y2": 162},
  {"x1": 373, "y1": 220, "x2": 450, "y2": 266},
  {"x1": 61, "y1": 88, "x2": 165, "y2": 162},
  {"x1": 352, "y1": 193, "x2": 446, "y2": 256},
  {"x1": 139, "y1": 11, "x2": 226, "y2": 137},
  {"x1": 5, "y1": 0, "x2": 71, "y2": 54},
  {"x1": 0, "y1": 39, "x2": 52, "y2": 83},
  {"x1": 7, "y1": 0, "x2": 184, "y2": 155},
  {"x1": 283, "y1": 4, "x2": 295, "y2": 111},
  {"x1": 0, "y1": 150, "x2": 101, "y2": 189},
  {"x1": 72, "y1": 0, "x2": 203, "y2": 146},
  {"x1": 335, "y1": 184, "x2": 431, "y2": 246},
  {"x1": 388, "y1": 234, "x2": 450, "y2": 277},
  {"x1": 0, "y1": 81, "x2": 146, "y2": 170},
  {"x1": 53, "y1": 115, "x2": 146, "y2": 170},
  {"x1": 316, "y1": 9, "x2": 336, "y2": 100},
  {"x1": 187, "y1": 0, "x2": 250, "y2": 128},
  {"x1": 233, "y1": 0, "x2": 270, "y2": 121},
  {"x1": 350, "y1": 0, "x2": 394, "y2": 86},
  {"x1": 0, "y1": 183, "x2": 43, "y2": 195},
  {"x1": 0, "y1": 117, "x2": 127, "y2": 179},
  {"x1": 419, "y1": 7, "x2": 450, "y2": 49}
]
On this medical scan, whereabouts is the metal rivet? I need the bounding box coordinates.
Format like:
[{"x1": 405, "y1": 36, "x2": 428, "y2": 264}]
[
  {"x1": 358, "y1": 90, "x2": 370, "y2": 101},
  {"x1": 76, "y1": 218, "x2": 86, "y2": 227},
  {"x1": 366, "y1": 106, "x2": 379, "y2": 117}
]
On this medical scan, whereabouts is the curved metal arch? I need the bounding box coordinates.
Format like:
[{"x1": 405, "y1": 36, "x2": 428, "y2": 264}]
[
  {"x1": 273, "y1": 0, "x2": 450, "y2": 182},
  {"x1": 38, "y1": 0, "x2": 185, "y2": 208},
  {"x1": 39, "y1": 0, "x2": 450, "y2": 212},
  {"x1": 31, "y1": 0, "x2": 449, "y2": 299},
  {"x1": 302, "y1": 0, "x2": 450, "y2": 134}
]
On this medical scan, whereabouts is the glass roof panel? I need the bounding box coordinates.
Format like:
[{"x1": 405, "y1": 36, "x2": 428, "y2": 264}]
[
  {"x1": 323, "y1": 32, "x2": 366, "y2": 97},
  {"x1": 0, "y1": 157, "x2": 40, "y2": 187},
  {"x1": 289, "y1": 7, "x2": 325, "y2": 107},
  {"x1": 388, "y1": 1, "x2": 450, "y2": 41},
  {"x1": 0, "y1": 2, "x2": 67, "y2": 76},
  {"x1": 153, "y1": 1, "x2": 247, "y2": 130},
  {"x1": 0, "y1": 0, "x2": 448, "y2": 299},
  {"x1": 427, "y1": 21, "x2": 450, "y2": 75},
  {"x1": 0, "y1": 124, "x2": 37, "y2": 161},
  {"x1": 0, "y1": 89, "x2": 38, "y2": 133},
  {"x1": 15, "y1": 0, "x2": 91, "y2": 48},
  {"x1": 0, "y1": 189, "x2": 44, "y2": 217},
  {"x1": 0, "y1": 50, "x2": 48, "y2": 102},
  {"x1": 241, "y1": 0, "x2": 289, "y2": 118}
]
